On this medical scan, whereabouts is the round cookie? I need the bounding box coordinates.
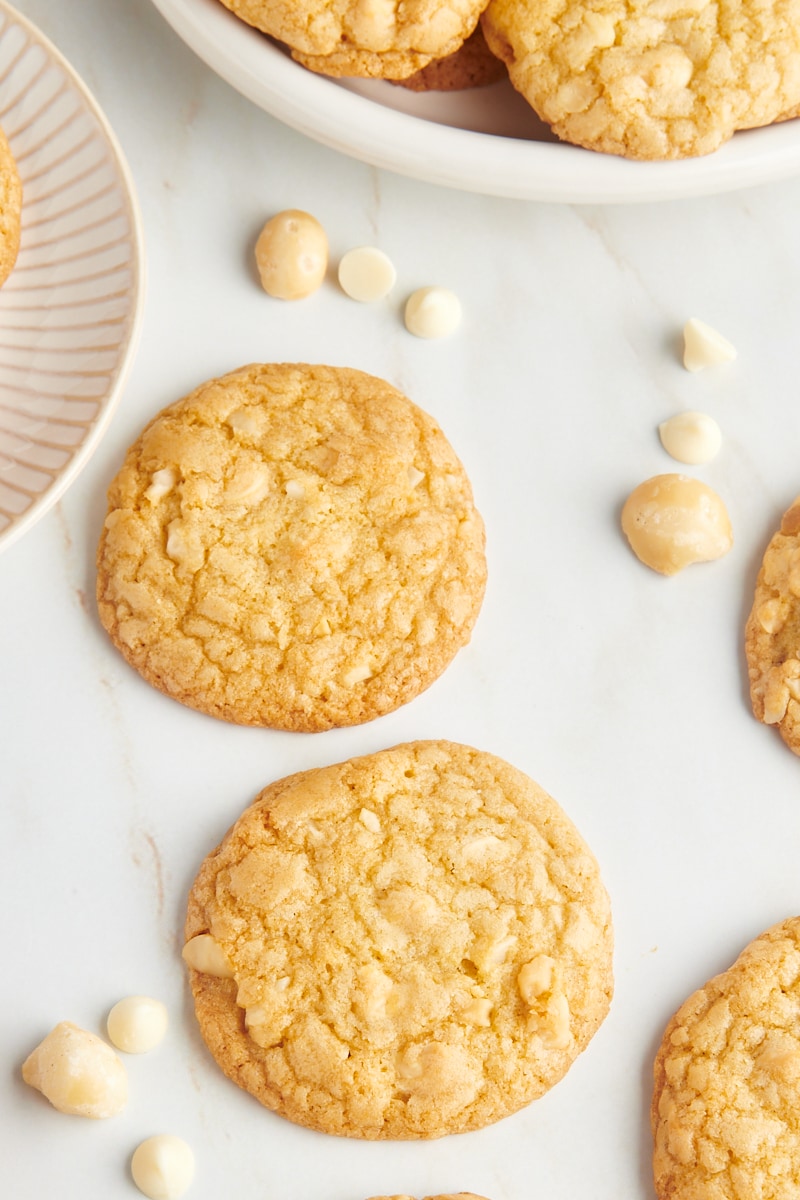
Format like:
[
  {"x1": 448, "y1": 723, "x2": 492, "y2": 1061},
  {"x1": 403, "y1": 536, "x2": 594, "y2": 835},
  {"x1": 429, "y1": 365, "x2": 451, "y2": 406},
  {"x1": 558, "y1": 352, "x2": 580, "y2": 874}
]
[
  {"x1": 481, "y1": 0, "x2": 800, "y2": 160},
  {"x1": 395, "y1": 27, "x2": 506, "y2": 93},
  {"x1": 219, "y1": 0, "x2": 486, "y2": 80},
  {"x1": 0, "y1": 124, "x2": 21, "y2": 287},
  {"x1": 652, "y1": 917, "x2": 800, "y2": 1200},
  {"x1": 184, "y1": 741, "x2": 614, "y2": 1139},
  {"x1": 96, "y1": 364, "x2": 486, "y2": 733},
  {"x1": 745, "y1": 495, "x2": 800, "y2": 756}
]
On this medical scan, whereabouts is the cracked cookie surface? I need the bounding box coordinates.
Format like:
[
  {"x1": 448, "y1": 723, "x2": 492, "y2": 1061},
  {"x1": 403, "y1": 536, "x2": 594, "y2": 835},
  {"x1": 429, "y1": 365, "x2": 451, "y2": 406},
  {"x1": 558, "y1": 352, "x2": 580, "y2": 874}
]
[
  {"x1": 0, "y1": 124, "x2": 21, "y2": 287},
  {"x1": 652, "y1": 917, "x2": 800, "y2": 1200},
  {"x1": 745, "y1": 496, "x2": 800, "y2": 755},
  {"x1": 481, "y1": 0, "x2": 800, "y2": 159},
  {"x1": 220, "y1": 0, "x2": 486, "y2": 79},
  {"x1": 96, "y1": 364, "x2": 486, "y2": 732},
  {"x1": 184, "y1": 741, "x2": 614, "y2": 1138}
]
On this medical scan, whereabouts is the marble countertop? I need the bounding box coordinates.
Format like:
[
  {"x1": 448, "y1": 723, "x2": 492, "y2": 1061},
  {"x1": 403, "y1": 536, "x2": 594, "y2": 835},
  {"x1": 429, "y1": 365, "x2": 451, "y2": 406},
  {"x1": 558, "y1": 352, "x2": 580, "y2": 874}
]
[{"x1": 5, "y1": 1, "x2": 800, "y2": 1197}]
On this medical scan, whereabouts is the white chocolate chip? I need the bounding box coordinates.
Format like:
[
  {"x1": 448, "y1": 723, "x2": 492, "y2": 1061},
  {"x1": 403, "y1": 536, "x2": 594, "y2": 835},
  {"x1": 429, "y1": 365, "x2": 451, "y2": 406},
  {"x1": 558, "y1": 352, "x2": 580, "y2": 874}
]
[
  {"x1": 658, "y1": 411, "x2": 722, "y2": 465},
  {"x1": 276, "y1": 976, "x2": 291, "y2": 991},
  {"x1": 460, "y1": 834, "x2": 506, "y2": 862},
  {"x1": 359, "y1": 808, "x2": 381, "y2": 832},
  {"x1": 461, "y1": 997, "x2": 493, "y2": 1026},
  {"x1": 338, "y1": 246, "x2": 396, "y2": 302},
  {"x1": 341, "y1": 663, "x2": 372, "y2": 686},
  {"x1": 22, "y1": 1022, "x2": 128, "y2": 1118},
  {"x1": 144, "y1": 468, "x2": 176, "y2": 504},
  {"x1": 404, "y1": 287, "x2": 462, "y2": 339},
  {"x1": 106, "y1": 996, "x2": 168, "y2": 1055},
  {"x1": 683, "y1": 318, "x2": 737, "y2": 372},
  {"x1": 224, "y1": 464, "x2": 270, "y2": 505},
  {"x1": 255, "y1": 209, "x2": 328, "y2": 300},
  {"x1": 313, "y1": 616, "x2": 332, "y2": 637},
  {"x1": 621, "y1": 474, "x2": 733, "y2": 576},
  {"x1": 181, "y1": 934, "x2": 234, "y2": 978},
  {"x1": 758, "y1": 598, "x2": 788, "y2": 635},
  {"x1": 131, "y1": 1135, "x2": 195, "y2": 1200},
  {"x1": 407, "y1": 465, "x2": 425, "y2": 488},
  {"x1": 226, "y1": 408, "x2": 260, "y2": 437},
  {"x1": 483, "y1": 935, "x2": 517, "y2": 968},
  {"x1": 165, "y1": 519, "x2": 204, "y2": 573},
  {"x1": 284, "y1": 479, "x2": 305, "y2": 499}
]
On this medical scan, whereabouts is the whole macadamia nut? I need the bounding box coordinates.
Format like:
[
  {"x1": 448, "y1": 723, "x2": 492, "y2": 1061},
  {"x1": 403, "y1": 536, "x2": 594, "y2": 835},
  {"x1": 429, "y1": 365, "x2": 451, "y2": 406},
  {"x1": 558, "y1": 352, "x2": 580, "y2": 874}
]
[
  {"x1": 254, "y1": 209, "x2": 328, "y2": 300},
  {"x1": 621, "y1": 474, "x2": 732, "y2": 576}
]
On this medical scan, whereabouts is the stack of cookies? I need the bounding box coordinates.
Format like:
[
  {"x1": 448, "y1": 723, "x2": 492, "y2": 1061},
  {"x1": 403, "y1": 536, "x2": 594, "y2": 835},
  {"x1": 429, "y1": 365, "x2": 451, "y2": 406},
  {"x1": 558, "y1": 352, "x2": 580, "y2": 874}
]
[{"x1": 215, "y1": 0, "x2": 800, "y2": 159}]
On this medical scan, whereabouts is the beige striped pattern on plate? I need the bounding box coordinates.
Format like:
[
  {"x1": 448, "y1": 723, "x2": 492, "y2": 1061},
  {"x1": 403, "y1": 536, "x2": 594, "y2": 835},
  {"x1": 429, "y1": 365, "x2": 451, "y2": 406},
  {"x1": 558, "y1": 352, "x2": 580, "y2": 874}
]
[{"x1": 0, "y1": 1, "x2": 144, "y2": 553}]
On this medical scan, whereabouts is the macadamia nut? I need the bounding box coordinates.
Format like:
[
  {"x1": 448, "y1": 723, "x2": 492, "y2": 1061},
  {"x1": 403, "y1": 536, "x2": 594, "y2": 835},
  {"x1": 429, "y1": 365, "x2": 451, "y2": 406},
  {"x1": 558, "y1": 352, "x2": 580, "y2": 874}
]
[
  {"x1": 254, "y1": 209, "x2": 328, "y2": 300},
  {"x1": 107, "y1": 996, "x2": 168, "y2": 1054},
  {"x1": 22, "y1": 1021, "x2": 128, "y2": 1118},
  {"x1": 621, "y1": 474, "x2": 733, "y2": 576},
  {"x1": 131, "y1": 1135, "x2": 195, "y2": 1200}
]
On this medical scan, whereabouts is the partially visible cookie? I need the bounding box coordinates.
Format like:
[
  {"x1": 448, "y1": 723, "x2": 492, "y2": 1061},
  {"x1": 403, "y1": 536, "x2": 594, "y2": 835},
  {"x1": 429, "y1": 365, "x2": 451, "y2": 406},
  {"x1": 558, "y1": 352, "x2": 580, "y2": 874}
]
[
  {"x1": 396, "y1": 27, "x2": 505, "y2": 92},
  {"x1": 97, "y1": 364, "x2": 486, "y2": 732},
  {"x1": 219, "y1": 0, "x2": 486, "y2": 79},
  {"x1": 481, "y1": 0, "x2": 800, "y2": 159},
  {"x1": 184, "y1": 741, "x2": 614, "y2": 1139},
  {"x1": 0, "y1": 124, "x2": 21, "y2": 287},
  {"x1": 652, "y1": 917, "x2": 800, "y2": 1200},
  {"x1": 745, "y1": 495, "x2": 800, "y2": 755}
]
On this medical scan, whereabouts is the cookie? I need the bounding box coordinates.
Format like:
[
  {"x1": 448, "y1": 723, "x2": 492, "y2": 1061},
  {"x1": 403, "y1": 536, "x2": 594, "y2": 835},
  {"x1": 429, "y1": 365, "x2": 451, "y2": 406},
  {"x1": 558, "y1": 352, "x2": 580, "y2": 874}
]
[
  {"x1": 481, "y1": 0, "x2": 800, "y2": 160},
  {"x1": 745, "y1": 496, "x2": 800, "y2": 755},
  {"x1": 652, "y1": 917, "x2": 800, "y2": 1200},
  {"x1": 183, "y1": 741, "x2": 614, "y2": 1139},
  {"x1": 0, "y1": 124, "x2": 21, "y2": 287},
  {"x1": 96, "y1": 364, "x2": 486, "y2": 733},
  {"x1": 219, "y1": 0, "x2": 486, "y2": 80},
  {"x1": 395, "y1": 27, "x2": 506, "y2": 92}
]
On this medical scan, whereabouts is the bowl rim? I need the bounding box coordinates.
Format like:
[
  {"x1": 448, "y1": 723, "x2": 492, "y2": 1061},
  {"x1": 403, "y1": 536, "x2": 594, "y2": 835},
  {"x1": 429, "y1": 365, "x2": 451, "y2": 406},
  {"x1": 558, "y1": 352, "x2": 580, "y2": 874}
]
[{"x1": 149, "y1": 0, "x2": 800, "y2": 204}]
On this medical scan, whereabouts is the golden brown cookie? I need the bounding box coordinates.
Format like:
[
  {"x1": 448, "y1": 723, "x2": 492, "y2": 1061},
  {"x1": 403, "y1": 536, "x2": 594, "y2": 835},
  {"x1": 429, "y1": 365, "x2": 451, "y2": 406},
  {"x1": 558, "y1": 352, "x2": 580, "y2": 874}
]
[
  {"x1": 481, "y1": 0, "x2": 800, "y2": 160},
  {"x1": 395, "y1": 27, "x2": 505, "y2": 92},
  {"x1": 0, "y1": 124, "x2": 21, "y2": 287},
  {"x1": 97, "y1": 365, "x2": 486, "y2": 732},
  {"x1": 220, "y1": 0, "x2": 486, "y2": 80},
  {"x1": 745, "y1": 496, "x2": 800, "y2": 755},
  {"x1": 183, "y1": 741, "x2": 614, "y2": 1139},
  {"x1": 652, "y1": 917, "x2": 800, "y2": 1200}
]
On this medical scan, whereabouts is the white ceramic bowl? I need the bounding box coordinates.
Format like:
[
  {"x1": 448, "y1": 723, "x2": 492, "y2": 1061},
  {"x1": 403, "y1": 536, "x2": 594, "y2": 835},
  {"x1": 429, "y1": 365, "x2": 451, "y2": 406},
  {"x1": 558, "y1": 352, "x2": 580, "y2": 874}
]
[
  {"x1": 149, "y1": 0, "x2": 800, "y2": 203},
  {"x1": 0, "y1": 1, "x2": 144, "y2": 554}
]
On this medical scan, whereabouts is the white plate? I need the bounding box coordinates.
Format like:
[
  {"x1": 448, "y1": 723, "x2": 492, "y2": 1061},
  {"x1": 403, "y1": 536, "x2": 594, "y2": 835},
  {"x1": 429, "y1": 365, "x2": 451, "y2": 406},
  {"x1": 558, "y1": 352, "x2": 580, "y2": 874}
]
[
  {"x1": 0, "y1": 0, "x2": 144, "y2": 554},
  {"x1": 149, "y1": 0, "x2": 800, "y2": 203}
]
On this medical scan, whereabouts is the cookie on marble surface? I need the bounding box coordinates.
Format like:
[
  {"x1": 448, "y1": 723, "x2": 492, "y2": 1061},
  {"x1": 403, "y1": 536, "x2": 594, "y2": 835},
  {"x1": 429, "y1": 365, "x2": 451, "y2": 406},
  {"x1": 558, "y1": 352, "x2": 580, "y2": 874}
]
[
  {"x1": 395, "y1": 26, "x2": 505, "y2": 92},
  {"x1": 652, "y1": 917, "x2": 800, "y2": 1200},
  {"x1": 481, "y1": 0, "x2": 800, "y2": 159},
  {"x1": 183, "y1": 741, "x2": 614, "y2": 1139},
  {"x1": 745, "y1": 495, "x2": 800, "y2": 756},
  {"x1": 0, "y1": 124, "x2": 21, "y2": 287},
  {"x1": 219, "y1": 0, "x2": 486, "y2": 80},
  {"x1": 96, "y1": 364, "x2": 486, "y2": 733}
]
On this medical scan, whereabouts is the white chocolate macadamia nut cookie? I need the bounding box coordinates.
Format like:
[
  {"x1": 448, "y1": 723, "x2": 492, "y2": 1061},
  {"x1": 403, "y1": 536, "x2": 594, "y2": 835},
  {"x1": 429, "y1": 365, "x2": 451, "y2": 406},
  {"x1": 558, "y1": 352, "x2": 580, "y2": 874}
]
[
  {"x1": 481, "y1": 0, "x2": 800, "y2": 160},
  {"x1": 746, "y1": 495, "x2": 800, "y2": 756},
  {"x1": 96, "y1": 364, "x2": 486, "y2": 733},
  {"x1": 219, "y1": 0, "x2": 488, "y2": 80},
  {"x1": 652, "y1": 917, "x2": 800, "y2": 1200},
  {"x1": 184, "y1": 741, "x2": 613, "y2": 1139}
]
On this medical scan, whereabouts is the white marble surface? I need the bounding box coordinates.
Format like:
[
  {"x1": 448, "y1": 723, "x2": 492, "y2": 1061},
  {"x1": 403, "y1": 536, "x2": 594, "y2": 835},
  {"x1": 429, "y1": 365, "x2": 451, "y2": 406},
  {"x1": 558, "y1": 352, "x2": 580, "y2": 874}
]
[{"x1": 4, "y1": 1, "x2": 800, "y2": 1197}]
